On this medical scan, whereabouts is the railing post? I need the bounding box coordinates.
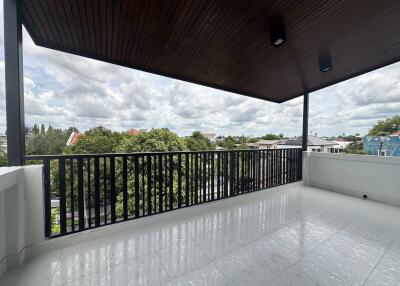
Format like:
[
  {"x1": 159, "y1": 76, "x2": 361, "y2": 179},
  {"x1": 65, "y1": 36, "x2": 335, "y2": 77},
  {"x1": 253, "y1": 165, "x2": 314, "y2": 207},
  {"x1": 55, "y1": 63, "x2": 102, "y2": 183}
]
[{"x1": 4, "y1": 0, "x2": 25, "y2": 166}]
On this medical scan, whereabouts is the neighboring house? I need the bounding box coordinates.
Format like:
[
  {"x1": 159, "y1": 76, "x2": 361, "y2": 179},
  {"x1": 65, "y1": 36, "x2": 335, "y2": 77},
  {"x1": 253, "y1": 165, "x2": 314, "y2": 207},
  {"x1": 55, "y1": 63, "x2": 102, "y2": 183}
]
[
  {"x1": 253, "y1": 139, "x2": 282, "y2": 149},
  {"x1": 127, "y1": 128, "x2": 142, "y2": 135},
  {"x1": 363, "y1": 133, "x2": 400, "y2": 157},
  {"x1": 331, "y1": 140, "x2": 352, "y2": 153},
  {"x1": 278, "y1": 135, "x2": 339, "y2": 153},
  {"x1": 201, "y1": 132, "x2": 217, "y2": 142},
  {"x1": 66, "y1": 132, "x2": 84, "y2": 146}
]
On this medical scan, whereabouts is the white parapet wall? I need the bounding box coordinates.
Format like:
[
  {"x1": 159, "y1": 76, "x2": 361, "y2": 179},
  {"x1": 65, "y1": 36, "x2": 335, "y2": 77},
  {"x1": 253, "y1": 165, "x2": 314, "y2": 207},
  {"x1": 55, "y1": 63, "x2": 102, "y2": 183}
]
[
  {"x1": 0, "y1": 165, "x2": 44, "y2": 276},
  {"x1": 303, "y1": 151, "x2": 400, "y2": 206}
]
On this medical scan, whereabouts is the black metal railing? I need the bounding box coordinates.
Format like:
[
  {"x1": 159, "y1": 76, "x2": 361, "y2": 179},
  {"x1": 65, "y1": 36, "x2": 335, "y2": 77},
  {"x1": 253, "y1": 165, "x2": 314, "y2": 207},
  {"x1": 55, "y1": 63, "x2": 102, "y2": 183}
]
[{"x1": 25, "y1": 148, "x2": 302, "y2": 238}]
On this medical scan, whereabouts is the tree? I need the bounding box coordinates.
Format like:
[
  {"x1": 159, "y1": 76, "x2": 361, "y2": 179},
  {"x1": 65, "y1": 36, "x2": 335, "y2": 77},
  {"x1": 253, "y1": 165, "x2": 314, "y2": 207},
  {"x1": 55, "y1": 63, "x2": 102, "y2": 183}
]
[
  {"x1": 114, "y1": 128, "x2": 186, "y2": 218},
  {"x1": 343, "y1": 142, "x2": 365, "y2": 155},
  {"x1": 342, "y1": 134, "x2": 362, "y2": 142},
  {"x1": 261, "y1": 133, "x2": 282, "y2": 140},
  {"x1": 26, "y1": 125, "x2": 74, "y2": 155},
  {"x1": 368, "y1": 115, "x2": 400, "y2": 136},
  {"x1": 117, "y1": 128, "x2": 186, "y2": 153},
  {"x1": 220, "y1": 136, "x2": 236, "y2": 149},
  {"x1": 64, "y1": 126, "x2": 122, "y2": 154},
  {"x1": 32, "y1": 124, "x2": 40, "y2": 135},
  {"x1": 40, "y1": 124, "x2": 46, "y2": 135},
  {"x1": 185, "y1": 131, "x2": 215, "y2": 151},
  {"x1": 0, "y1": 150, "x2": 7, "y2": 167}
]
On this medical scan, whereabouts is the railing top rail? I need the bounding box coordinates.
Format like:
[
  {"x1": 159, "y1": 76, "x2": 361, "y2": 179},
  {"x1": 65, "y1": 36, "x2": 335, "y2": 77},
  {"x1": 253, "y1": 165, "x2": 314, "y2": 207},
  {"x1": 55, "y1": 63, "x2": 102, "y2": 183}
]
[{"x1": 24, "y1": 148, "x2": 302, "y2": 160}]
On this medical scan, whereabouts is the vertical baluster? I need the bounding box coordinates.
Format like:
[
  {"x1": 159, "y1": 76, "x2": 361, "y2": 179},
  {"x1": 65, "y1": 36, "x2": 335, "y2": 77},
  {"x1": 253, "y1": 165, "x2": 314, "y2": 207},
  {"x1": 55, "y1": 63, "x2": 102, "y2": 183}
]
[
  {"x1": 202, "y1": 153, "x2": 207, "y2": 202},
  {"x1": 278, "y1": 150, "x2": 281, "y2": 185},
  {"x1": 122, "y1": 156, "x2": 128, "y2": 219},
  {"x1": 70, "y1": 158, "x2": 74, "y2": 231},
  {"x1": 190, "y1": 154, "x2": 194, "y2": 204},
  {"x1": 110, "y1": 156, "x2": 116, "y2": 223},
  {"x1": 185, "y1": 153, "x2": 189, "y2": 206},
  {"x1": 153, "y1": 155, "x2": 157, "y2": 210},
  {"x1": 249, "y1": 151, "x2": 253, "y2": 191},
  {"x1": 158, "y1": 154, "x2": 163, "y2": 213},
  {"x1": 77, "y1": 157, "x2": 84, "y2": 231},
  {"x1": 236, "y1": 151, "x2": 239, "y2": 194},
  {"x1": 87, "y1": 158, "x2": 92, "y2": 227},
  {"x1": 43, "y1": 159, "x2": 51, "y2": 237},
  {"x1": 164, "y1": 154, "x2": 168, "y2": 211},
  {"x1": 223, "y1": 152, "x2": 228, "y2": 197},
  {"x1": 292, "y1": 149, "x2": 295, "y2": 182},
  {"x1": 241, "y1": 151, "x2": 244, "y2": 193},
  {"x1": 211, "y1": 152, "x2": 215, "y2": 200},
  {"x1": 141, "y1": 156, "x2": 145, "y2": 216},
  {"x1": 59, "y1": 158, "x2": 67, "y2": 234},
  {"x1": 147, "y1": 155, "x2": 152, "y2": 215},
  {"x1": 300, "y1": 149, "x2": 303, "y2": 180},
  {"x1": 229, "y1": 152, "x2": 234, "y2": 196},
  {"x1": 169, "y1": 154, "x2": 174, "y2": 210},
  {"x1": 134, "y1": 155, "x2": 140, "y2": 217},
  {"x1": 208, "y1": 153, "x2": 211, "y2": 201},
  {"x1": 177, "y1": 153, "x2": 182, "y2": 208},
  {"x1": 94, "y1": 157, "x2": 100, "y2": 226},
  {"x1": 194, "y1": 153, "x2": 199, "y2": 204},
  {"x1": 274, "y1": 150, "x2": 277, "y2": 186},
  {"x1": 217, "y1": 152, "x2": 220, "y2": 199},
  {"x1": 257, "y1": 151, "x2": 260, "y2": 189},
  {"x1": 103, "y1": 157, "x2": 107, "y2": 224}
]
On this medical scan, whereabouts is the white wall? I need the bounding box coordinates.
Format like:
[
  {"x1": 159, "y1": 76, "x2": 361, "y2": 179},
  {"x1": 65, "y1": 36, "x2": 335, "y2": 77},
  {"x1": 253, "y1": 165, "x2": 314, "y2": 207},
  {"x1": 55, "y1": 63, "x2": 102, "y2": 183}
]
[
  {"x1": 303, "y1": 152, "x2": 400, "y2": 206},
  {"x1": 0, "y1": 166, "x2": 44, "y2": 277}
]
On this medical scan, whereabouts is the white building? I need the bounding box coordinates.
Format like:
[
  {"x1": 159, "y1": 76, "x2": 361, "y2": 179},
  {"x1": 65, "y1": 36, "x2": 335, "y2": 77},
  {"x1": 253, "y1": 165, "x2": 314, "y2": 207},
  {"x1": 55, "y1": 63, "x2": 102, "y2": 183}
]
[{"x1": 278, "y1": 135, "x2": 339, "y2": 153}]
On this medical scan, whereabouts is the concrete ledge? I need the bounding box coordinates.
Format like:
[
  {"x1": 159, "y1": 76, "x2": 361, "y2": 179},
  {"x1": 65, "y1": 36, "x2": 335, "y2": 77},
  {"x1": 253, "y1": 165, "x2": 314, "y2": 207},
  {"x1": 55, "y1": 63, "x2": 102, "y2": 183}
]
[{"x1": 303, "y1": 151, "x2": 400, "y2": 207}]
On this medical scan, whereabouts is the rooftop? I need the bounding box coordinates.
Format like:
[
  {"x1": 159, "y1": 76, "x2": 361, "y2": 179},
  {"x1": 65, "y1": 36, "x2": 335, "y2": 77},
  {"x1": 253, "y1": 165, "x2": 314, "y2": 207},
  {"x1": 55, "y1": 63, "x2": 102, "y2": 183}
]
[
  {"x1": 279, "y1": 135, "x2": 338, "y2": 146},
  {"x1": 1, "y1": 183, "x2": 399, "y2": 286}
]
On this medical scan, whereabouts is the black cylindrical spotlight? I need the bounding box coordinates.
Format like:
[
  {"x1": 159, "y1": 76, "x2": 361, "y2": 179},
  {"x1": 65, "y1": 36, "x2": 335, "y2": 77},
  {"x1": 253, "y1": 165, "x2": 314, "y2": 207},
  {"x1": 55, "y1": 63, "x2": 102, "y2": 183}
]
[
  {"x1": 319, "y1": 49, "x2": 332, "y2": 72},
  {"x1": 270, "y1": 17, "x2": 286, "y2": 47}
]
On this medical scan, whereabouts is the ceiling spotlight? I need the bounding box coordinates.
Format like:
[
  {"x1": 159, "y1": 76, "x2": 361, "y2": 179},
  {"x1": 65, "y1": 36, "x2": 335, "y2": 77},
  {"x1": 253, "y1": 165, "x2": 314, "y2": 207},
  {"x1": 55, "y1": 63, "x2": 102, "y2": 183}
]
[
  {"x1": 270, "y1": 17, "x2": 286, "y2": 47},
  {"x1": 319, "y1": 50, "x2": 332, "y2": 72}
]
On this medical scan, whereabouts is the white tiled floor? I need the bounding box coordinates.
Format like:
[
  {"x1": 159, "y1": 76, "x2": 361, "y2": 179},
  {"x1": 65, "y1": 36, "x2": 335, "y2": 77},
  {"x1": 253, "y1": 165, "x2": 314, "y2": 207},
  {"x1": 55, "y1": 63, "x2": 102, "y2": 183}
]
[{"x1": 2, "y1": 183, "x2": 400, "y2": 286}]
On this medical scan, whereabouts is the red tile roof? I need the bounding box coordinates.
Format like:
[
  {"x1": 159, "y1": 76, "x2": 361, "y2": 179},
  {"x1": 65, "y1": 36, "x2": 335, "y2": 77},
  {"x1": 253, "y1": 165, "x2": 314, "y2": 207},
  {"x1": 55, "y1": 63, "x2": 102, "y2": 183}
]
[
  {"x1": 127, "y1": 129, "x2": 141, "y2": 135},
  {"x1": 67, "y1": 132, "x2": 84, "y2": 146}
]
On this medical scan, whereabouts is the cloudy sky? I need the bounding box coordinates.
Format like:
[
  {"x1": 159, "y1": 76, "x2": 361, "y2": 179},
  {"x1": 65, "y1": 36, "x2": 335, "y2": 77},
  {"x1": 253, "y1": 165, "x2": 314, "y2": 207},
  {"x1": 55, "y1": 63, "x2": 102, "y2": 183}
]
[{"x1": 0, "y1": 3, "x2": 399, "y2": 138}]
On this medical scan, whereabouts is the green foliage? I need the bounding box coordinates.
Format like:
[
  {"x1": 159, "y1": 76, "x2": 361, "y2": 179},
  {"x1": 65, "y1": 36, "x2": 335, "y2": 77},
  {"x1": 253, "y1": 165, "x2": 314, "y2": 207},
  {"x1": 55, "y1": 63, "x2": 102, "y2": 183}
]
[
  {"x1": 247, "y1": 137, "x2": 258, "y2": 143},
  {"x1": 51, "y1": 208, "x2": 60, "y2": 233},
  {"x1": 26, "y1": 125, "x2": 74, "y2": 155},
  {"x1": 0, "y1": 149, "x2": 7, "y2": 167},
  {"x1": 368, "y1": 115, "x2": 400, "y2": 136},
  {"x1": 343, "y1": 142, "x2": 366, "y2": 155},
  {"x1": 117, "y1": 128, "x2": 186, "y2": 153},
  {"x1": 64, "y1": 126, "x2": 123, "y2": 154},
  {"x1": 185, "y1": 131, "x2": 215, "y2": 151},
  {"x1": 261, "y1": 133, "x2": 282, "y2": 140},
  {"x1": 217, "y1": 136, "x2": 236, "y2": 149}
]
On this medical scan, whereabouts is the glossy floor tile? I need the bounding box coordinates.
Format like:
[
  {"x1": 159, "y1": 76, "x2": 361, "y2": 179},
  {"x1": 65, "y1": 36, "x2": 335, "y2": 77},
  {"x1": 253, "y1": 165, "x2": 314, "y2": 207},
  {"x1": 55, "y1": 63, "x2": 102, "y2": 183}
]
[{"x1": 1, "y1": 183, "x2": 400, "y2": 286}]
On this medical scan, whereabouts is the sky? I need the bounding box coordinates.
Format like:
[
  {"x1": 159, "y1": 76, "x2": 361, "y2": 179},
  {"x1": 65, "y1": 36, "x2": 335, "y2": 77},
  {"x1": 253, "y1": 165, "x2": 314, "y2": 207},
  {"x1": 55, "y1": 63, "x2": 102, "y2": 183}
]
[{"x1": 0, "y1": 2, "x2": 400, "y2": 138}]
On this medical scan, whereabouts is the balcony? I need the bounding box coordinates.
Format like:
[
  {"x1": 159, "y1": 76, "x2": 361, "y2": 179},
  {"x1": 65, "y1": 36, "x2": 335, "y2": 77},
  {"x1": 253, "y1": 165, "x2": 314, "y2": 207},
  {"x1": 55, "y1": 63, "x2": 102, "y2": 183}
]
[
  {"x1": 1, "y1": 151, "x2": 400, "y2": 285},
  {"x1": 2, "y1": 1, "x2": 400, "y2": 285}
]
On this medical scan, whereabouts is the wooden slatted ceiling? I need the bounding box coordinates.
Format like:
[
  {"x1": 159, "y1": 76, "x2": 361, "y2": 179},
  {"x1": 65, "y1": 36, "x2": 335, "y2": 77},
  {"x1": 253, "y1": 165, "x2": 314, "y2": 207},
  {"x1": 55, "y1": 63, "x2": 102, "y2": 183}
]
[{"x1": 21, "y1": 0, "x2": 400, "y2": 103}]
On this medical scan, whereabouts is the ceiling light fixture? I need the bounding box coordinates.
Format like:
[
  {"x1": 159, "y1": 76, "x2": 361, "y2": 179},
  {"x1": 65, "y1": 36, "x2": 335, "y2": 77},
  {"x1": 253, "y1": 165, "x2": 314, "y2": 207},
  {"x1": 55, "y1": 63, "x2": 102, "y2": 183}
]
[
  {"x1": 270, "y1": 17, "x2": 286, "y2": 47},
  {"x1": 319, "y1": 49, "x2": 332, "y2": 72}
]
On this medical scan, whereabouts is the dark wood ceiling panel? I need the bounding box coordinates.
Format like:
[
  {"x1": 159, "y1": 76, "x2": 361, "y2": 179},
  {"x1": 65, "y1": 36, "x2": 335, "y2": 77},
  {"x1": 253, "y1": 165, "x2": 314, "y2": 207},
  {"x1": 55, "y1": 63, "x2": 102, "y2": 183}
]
[{"x1": 21, "y1": 0, "x2": 400, "y2": 103}]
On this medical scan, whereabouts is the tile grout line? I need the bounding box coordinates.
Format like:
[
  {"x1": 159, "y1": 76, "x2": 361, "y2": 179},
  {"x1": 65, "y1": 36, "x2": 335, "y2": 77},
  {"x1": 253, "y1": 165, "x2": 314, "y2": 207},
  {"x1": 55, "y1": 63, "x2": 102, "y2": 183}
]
[{"x1": 361, "y1": 239, "x2": 394, "y2": 286}]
